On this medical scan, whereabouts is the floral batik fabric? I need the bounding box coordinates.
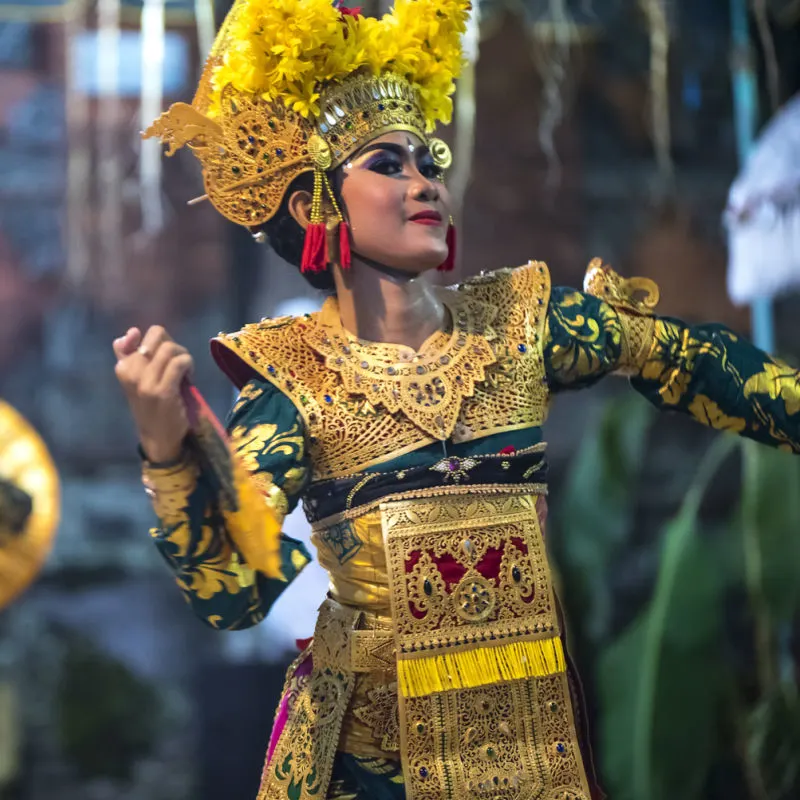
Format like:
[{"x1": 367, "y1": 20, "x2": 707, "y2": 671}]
[
  {"x1": 545, "y1": 274, "x2": 800, "y2": 451},
  {"x1": 144, "y1": 380, "x2": 311, "y2": 630}
]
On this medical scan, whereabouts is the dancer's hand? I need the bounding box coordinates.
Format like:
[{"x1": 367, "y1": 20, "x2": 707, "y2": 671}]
[{"x1": 113, "y1": 326, "x2": 194, "y2": 464}]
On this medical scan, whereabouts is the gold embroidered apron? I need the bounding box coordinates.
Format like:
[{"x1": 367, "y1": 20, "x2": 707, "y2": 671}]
[{"x1": 383, "y1": 490, "x2": 591, "y2": 800}]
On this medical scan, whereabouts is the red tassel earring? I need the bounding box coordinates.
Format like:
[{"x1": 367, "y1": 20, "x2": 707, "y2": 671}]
[
  {"x1": 301, "y1": 136, "x2": 335, "y2": 274},
  {"x1": 301, "y1": 136, "x2": 352, "y2": 273},
  {"x1": 300, "y1": 161, "x2": 329, "y2": 273},
  {"x1": 300, "y1": 224, "x2": 328, "y2": 273},
  {"x1": 338, "y1": 221, "x2": 351, "y2": 270},
  {"x1": 325, "y1": 173, "x2": 351, "y2": 271},
  {"x1": 437, "y1": 217, "x2": 456, "y2": 272}
]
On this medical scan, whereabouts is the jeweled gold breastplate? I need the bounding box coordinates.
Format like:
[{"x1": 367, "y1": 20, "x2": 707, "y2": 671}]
[{"x1": 211, "y1": 262, "x2": 552, "y2": 480}]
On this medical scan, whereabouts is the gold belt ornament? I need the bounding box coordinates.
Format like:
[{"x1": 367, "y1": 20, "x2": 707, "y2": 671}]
[{"x1": 304, "y1": 598, "x2": 397, "y2": 675}]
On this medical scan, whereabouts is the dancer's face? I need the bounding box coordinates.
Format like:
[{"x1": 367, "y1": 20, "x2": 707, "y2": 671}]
[{"x1": 338, "y1": 131, "x2": 451, "y2": 274}]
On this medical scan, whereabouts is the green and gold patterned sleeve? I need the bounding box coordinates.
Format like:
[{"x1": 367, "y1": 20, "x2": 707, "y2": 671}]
[
  {"x1": 630, "y1": 319, "x2": 800, "y2": 452},
  {"x1": 544, "y1": 264, "x2": 800, "y2": 452},
  {"x1": 543, "y1": 286, "x2": 625, "y2": 390},
  {"x1": 143, "y1": 378, "x2": 312, "y2": 630}
]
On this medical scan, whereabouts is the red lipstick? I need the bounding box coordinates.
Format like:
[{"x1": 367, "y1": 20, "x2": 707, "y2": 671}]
[{"x1": 408, "y1": 210, "x2": 443, "y2": 226}]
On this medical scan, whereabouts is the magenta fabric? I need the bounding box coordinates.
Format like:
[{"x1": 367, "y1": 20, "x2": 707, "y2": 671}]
[{"x1": 265, "y1": 651, "x2": 313, "y2": 767}]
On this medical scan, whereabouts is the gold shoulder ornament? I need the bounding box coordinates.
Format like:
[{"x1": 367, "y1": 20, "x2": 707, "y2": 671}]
[
  {"x1": 583, "y1": 257, "x2": 660, "y2": 316},
  {"x1": 583, "y1": 258, "x2": 661, "y2": 374}
]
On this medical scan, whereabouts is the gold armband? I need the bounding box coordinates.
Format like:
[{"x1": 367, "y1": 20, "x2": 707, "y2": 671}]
[
  {"x1": 141, "y1": 456, "x2": 200, "y2": 520},
  {"x1": 583, "y1": 258, "x2": 660, "y2": 374}
]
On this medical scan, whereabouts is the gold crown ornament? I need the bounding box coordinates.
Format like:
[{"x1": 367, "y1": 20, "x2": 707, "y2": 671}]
[{"x1": 143, "y1": 0, "x2": 470, "y2": 272}]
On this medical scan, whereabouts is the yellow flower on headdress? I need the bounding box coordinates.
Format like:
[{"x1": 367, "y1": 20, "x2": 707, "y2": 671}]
[{"x1": 206, "y1": 0, "x2": 470, "y2": 129}]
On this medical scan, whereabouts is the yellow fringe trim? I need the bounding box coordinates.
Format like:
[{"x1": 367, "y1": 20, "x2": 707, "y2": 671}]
[
  {"x1": 223, "y1": 453, "x2": 286, "y2": 582},
  {"x1": 397, "y1": 636, "x2": 566, "y2": 698}
]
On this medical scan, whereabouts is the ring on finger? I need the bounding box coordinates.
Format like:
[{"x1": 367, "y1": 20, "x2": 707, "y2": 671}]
[{"x1": 137, "y1": 345, "x2": 152, "y2": 358}]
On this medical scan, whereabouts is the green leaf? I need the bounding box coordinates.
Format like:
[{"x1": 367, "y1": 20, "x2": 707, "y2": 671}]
[
  {"x1": 552, "y1": 394, "x2": 653, "y2": 644},
  {"x1": 598, "y1": 530, "x2": 726, "y2": 800},
  {"x1": 598, "y1": 436, "x2": 737, "y2": 800},
  {"x1": 57, "y1": 636, "x2": 161, "y2": 781},
  {"x1": 741, "y1": 441, "x2": 800, "y2": 625}
]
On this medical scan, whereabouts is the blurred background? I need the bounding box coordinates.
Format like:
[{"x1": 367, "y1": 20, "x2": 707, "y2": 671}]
[{"x1": 0, "y1": 1, "x2": 799, "y2": 799}]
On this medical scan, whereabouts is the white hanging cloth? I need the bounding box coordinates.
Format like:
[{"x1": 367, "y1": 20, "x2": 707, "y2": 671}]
[
  {"x1": 97, "y1": 0, "x2": 123, "y2": 286},
  {"x1": 194, "y1": 0, "x2": 217, "y2": 66},
  {"x1": 139, "y1": 0, "x2": 166, "y2": 234},
  {"x1": 726, "y1": 93, "x2": 800, "y2": 304}
]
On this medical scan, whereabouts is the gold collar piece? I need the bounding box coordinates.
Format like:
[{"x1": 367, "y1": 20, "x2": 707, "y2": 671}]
[{"x1": 303, "y1": 290, "x2": 499, "y2": 440}]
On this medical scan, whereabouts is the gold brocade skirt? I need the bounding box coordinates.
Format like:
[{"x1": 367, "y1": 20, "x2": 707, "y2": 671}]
[{"x1": 260, "y1": 488, "x2": 593, "y2": 800}]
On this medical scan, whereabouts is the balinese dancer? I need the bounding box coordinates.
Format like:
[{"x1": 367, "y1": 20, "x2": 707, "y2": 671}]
[{"x1": 114, "y1": 1, "x2": 800, "y2": 797}]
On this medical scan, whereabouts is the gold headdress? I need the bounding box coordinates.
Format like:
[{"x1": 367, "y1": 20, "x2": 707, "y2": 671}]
[{"x1": 143, "y1": 0, "x2": 469, "y2": 272}]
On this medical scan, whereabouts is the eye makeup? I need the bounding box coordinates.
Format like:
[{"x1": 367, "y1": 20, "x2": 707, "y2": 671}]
[{"x1": 345, "y1": 141, "x2": 434, "y2": 174}]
